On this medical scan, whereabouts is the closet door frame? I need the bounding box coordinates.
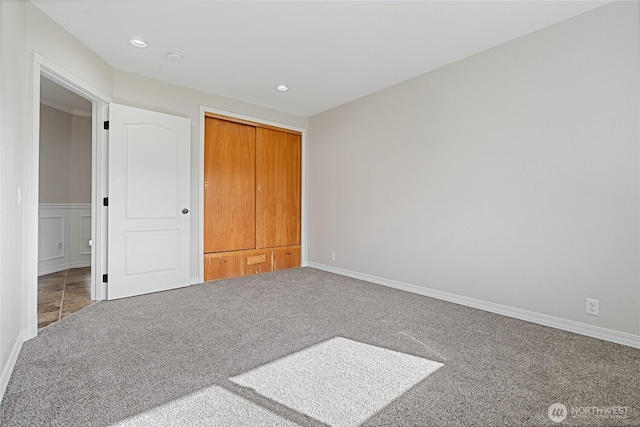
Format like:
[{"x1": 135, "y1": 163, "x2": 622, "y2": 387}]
[{"x1": 198, "y1": 107, "x2": 307, "y2": 284}]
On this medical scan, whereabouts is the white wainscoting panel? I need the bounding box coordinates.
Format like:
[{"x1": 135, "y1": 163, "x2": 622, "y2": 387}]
[
  {"x1": 38, "y1": 216, "x2": 64, "y2": 262},
  {"x1": 38, "y1": 204, "x2": 91, "y2": 275}
]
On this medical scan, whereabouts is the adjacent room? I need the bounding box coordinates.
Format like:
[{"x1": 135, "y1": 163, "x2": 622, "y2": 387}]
[
  {"x1": 0, "y1": 1, "x2": 638, "y2": 426},
  {"x1": 38, "y1": 76, "x2": 96, "y2": 329}
]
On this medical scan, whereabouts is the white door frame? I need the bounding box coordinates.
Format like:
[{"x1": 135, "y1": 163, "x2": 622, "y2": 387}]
[
  {"x1": 198, "y1": 106, "x2": 308, "y2": 283},
  {"x1": 26, "y1": 53, "x2": 111, "y2": 337}
]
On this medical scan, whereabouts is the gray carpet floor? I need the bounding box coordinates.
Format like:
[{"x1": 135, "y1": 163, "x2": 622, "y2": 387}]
[{"x1": 0, "y1": 267, "x2": 638, "y2": 426}]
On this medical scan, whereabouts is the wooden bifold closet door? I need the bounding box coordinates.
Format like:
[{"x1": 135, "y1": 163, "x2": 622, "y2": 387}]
[
  {"x1": 256, "y1": 127, "x2": 301, "y2": 249},
  {"x1": 204, "y1": 117, "x2": 256, "y2": 253}
]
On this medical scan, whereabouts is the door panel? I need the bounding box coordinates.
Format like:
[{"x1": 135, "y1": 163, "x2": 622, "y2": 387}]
[
  {"x1": 204, "y1": 118, "x2": 256, "y2": 252},
  {"x1": 108, "y1": 103, "x2": 190, "y2": 300},
  {"x1": 125, "y1": 125, "x2": 179, "y2": 219},
  {"x1": 124, "y1": 230, "x2": 180, "y2": 275},
  {"x1": 256, "y1": 128, "x2": 301, "y2": 248}
]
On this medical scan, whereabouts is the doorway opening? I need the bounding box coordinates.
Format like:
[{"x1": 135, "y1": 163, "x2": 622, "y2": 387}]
[
  {"x1": 27, "y1": 54, "x2": 111, "y2": 336},
  {"x1": 37, "y1": 77, "x2": 95, "y2": 329}
]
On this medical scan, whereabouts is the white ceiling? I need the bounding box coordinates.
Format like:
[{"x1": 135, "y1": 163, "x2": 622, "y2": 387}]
[{"x1": 32, "y1": 1, "x2": 610, "y2": 117}]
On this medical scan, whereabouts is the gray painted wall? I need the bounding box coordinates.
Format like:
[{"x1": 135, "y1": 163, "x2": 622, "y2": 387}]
[
  {"x1": 39, "y1": 104, "x2": 92, "y2": 204},
  {"x1": 70, "y1": 114, "x2": 92, "y2": 204},
  {"x1": 39, "y1": 105, "x2": 71, "y2": 203},
  {"x1": 308, "y1": 1, "x2": 640, "y2": 336}
]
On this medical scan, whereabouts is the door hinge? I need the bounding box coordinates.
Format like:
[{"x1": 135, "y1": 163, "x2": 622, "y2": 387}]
[
  {"x1": 102, "y1": 274, "x2": 108, "y2": 283},
  {"x1": 103, "y1": 121, "x2": 109, "y2": 130},
  {"x1": 103, "y1": 197, "x2": 108, "y2": 207}
]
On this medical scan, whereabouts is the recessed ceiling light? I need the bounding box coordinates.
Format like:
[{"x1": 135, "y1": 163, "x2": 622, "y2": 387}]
[
  {"x1": 130, "y1": 38, "x2": 147, "y2": 48},
  {"x1": 276, "y1": 84, "x2": 289, "y2": 92},
  {"x1": 166, "y1": 51, "x2": 184, "y2": 63}
]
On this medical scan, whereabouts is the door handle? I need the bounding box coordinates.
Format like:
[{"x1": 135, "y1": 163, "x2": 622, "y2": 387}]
[{"x1": 182, "y1": 208, "x2": 189, "y2": 214}]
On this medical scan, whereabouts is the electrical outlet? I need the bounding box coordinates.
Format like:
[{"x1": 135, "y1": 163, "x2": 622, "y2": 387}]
[
  {"x1": 330, "y1": 252, "x2": 336, "y2": 262},
  {"x1": 57, "y1": 242, "x2": 63, "y2": 251},
  {"x1": 586, "y1": 298, "x2": 599, "y2": 316}
]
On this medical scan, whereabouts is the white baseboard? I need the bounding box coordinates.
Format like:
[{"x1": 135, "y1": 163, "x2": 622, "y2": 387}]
[
  {"x1": 307, "y1": 262, "x2": 640, "y2": 349},
  {"x1": 0, "y1": 328, "x2": 28, "y2": 403},
  {"x1": 28, "y1": 315, "x2": 37, "y2": 340},
  {"x1": 38, "y1": 261, "x2": 90, "y2": 277}
]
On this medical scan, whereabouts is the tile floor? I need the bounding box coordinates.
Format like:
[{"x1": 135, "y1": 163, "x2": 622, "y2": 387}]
[{"x1": 38, "y1": 267, "x2": 95, "y2": 329}]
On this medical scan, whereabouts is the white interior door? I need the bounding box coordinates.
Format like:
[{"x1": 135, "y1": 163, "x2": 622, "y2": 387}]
[{"x1": 108, "y1": 103, "x2": 190, "y2": 299}]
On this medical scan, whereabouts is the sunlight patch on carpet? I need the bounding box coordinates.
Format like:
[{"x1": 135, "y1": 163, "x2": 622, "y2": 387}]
[
  {"x1": 230, "y1": 337, "x2": 444, "y2": 427},
  {"x1": 113, "y1": 385, "x2": 299, "y2": 426}
]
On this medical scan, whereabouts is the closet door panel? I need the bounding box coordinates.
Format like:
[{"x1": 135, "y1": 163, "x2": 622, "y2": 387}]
[
  {"x1": 204, "y1": 118, "x2": 256, "y2": 253},
  {"x1": 256, "y1": 128, "x2": 301, "y2": 248}
]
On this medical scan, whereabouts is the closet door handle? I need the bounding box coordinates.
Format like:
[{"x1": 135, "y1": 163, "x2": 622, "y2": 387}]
[{"x1": 182, "y1": 208, "x2": 189, "y2": 214}]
